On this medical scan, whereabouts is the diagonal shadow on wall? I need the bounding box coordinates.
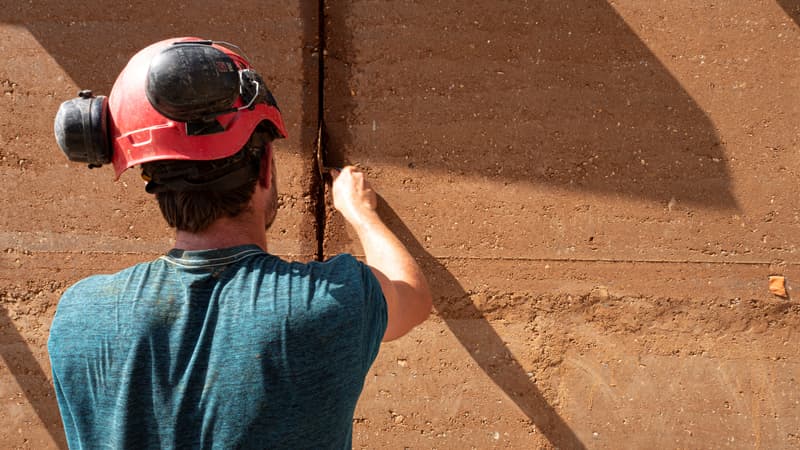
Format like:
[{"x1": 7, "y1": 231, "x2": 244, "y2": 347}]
[
  {"x1": 0, "y1": 305, "x2": 67, "y2": 449},
  {"x1": 0, "y1": 2, "x2": 317, "y2": 93},
  {"x1": 776, "y1": 0, "x2": 800, "y2": 26},
  {"x1": 0, "y1": 1, "x2": 321, "y2": 251},
  {"x1": 324, "y1": 0, "x2": 740, "y2": 210},
  {"x1": 322, "y1": 0, "x2": 744, "y2": 447},
  {"x1": 377, "y1": 199, "x2": 586, "y2": 448}
]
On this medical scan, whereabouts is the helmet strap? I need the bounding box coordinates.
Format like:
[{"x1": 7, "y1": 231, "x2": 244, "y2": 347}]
[{"x1": 143, "y1": 142, "x2": 266, "y2": 194}]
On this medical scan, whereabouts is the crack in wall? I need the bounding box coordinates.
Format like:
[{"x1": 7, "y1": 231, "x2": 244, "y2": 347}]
[{"x1": 312, "y1": 0, "x2": 327, "y2": 262}]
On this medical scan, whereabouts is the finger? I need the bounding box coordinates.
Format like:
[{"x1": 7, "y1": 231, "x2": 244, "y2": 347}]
[{"x1": 344, "y1": 164, "x2": 362, "y2": 173}]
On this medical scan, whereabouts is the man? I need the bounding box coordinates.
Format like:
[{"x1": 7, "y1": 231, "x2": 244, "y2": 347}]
[{"x1": 48, "y1": 37, "x2": 432, "y2": 449}]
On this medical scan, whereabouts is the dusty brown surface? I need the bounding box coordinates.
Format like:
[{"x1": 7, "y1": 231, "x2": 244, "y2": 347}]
[
  {"x1": 1, "y1": 0, "x2": 799, "y2": 449},
  {"x1": 324, "y1": 0, "x2": 800, "y2": 448}
]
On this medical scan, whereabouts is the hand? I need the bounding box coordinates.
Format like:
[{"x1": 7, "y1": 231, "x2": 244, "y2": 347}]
[
  {"x1": 332, "y1": 166, "x2": 432, "y2": 341},
  {"x1": 331, "y1": 166, "x2": 378, "y2": 226}
]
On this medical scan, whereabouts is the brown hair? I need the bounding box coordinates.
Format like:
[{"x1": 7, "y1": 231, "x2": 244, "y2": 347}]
[
  {"x1": 143, "y1": 130, "x2": 275, "y2": 233},
  {"x1": 154, "y1": 178, "x2": 258, "y2": 233}
]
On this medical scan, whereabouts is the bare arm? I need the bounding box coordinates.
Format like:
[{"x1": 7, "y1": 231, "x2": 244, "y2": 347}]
[{"x1": 331, "y1": 167, "x2": 432, "y2": 341}]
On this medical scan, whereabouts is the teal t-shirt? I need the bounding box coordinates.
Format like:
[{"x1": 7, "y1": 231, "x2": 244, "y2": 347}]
[{"x1": 48, "y1": 245, "x2": 388, "y2": 449}]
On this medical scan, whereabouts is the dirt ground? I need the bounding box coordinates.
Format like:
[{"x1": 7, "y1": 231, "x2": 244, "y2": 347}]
[{"x1": 1, "y1": 1, "x2": 799, "y2": 449}]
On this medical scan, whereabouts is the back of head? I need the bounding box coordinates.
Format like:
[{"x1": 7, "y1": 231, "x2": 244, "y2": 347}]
[
  {"x1": 54, "y1": 37, "x2": 288, "y2": 232},
  {"x1": 142, "y1": 129, "x2": 275, "y2": 233}
]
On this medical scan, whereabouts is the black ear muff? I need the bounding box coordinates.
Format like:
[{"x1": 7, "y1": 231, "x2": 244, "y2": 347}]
[
  {"x1": 146, "y1": 43, "x2": 241, "y2": 123},
  {"x1": 54, "y1": 90, "x2": 112, "y2": 168}
]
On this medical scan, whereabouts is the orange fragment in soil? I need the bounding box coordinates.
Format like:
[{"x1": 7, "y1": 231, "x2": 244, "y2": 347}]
[{"x1": 768, "y1": 276, "x2": 788, "y2": 298}]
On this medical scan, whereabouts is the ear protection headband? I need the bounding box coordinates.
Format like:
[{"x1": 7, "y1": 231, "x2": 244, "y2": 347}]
[{"x1": 53, "y1": 40, "x2": 279, "y2": 169}]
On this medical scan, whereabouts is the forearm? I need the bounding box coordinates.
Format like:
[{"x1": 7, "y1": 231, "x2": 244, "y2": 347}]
[
  {"x1": 331, "y1": 166, "x2": 432, "y2": 340},
  {"x1": 353, "y1": 212, "x2": 426, "y2": 291}
]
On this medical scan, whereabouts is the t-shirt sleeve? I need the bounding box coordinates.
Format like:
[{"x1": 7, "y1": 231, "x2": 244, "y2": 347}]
[{"x1": 356, "y1": 260, "x2": 388, "y2": 371}]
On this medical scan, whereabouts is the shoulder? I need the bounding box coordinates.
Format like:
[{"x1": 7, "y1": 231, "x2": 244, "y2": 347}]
[
  {"x1": 319, "y1": 253, "x2": 363, "y2": 273},
  {"x1": 266, "y1": 253, "x2": 363, "y2": 281},
  {"x1": 54, "y1": 259, "x2": 161, "y2": 326},
  {"x1": 320, "y1": 254, "x2": 385, "y2": 305},
  {"x1": 313, "y1": 253, "x2": 374, "y2": 286},
  {"x1": 60, "y1": 261, "x2": 152, "y2": 301},
  {"x1": 50, "y1": 259, "x2": 165, "y2": 344},
  {"x1": 270, "y1": 253, "x2": 382, "y2": 300}
]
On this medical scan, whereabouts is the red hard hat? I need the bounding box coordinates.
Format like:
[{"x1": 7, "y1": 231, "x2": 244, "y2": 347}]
[{"x1": 108, "y1": 37, "x2": 287, "y2": 179}]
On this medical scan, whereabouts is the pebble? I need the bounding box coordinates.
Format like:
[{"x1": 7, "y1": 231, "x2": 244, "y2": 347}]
[
  {"x1": 590, "y1": 286, "x2": 609, "y2": 301},
  {"x1": 769, "y1": 276, "x2": 788, "y2": 298}
]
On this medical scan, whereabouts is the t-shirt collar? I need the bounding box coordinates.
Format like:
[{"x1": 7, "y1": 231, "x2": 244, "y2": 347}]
[{"x1": 162, "y1": 244, "x2": 265, "y2": 267}]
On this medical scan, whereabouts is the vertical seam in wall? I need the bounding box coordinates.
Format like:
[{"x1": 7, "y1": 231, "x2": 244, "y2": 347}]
[{"x1": 312, "y1": 0, "x2": 327, "y2": 262}]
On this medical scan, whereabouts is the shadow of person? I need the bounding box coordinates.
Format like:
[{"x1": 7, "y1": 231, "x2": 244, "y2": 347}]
[
  {"x1": 376, "y1": 197, "x2": 586, "y2": 449},
  {"x1": 0, "y1": 305, "x2": 67, "y2": 449}
]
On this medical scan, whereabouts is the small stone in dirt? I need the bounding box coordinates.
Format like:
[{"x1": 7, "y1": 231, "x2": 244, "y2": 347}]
[
  {"x1": 394, "y1": 415, "x2": 405, "y2": 424},
  {"x1": 590, "y1": 286, "x2": 610, "y2": 301},
  {"x1": 768, "y1": 276, "x2": 788, "y2": 298}
]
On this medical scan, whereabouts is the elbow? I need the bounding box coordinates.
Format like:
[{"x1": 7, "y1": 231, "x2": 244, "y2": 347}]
[
  {"x1": 405, "y1": 290, "x2": 432, "y2": 331},
  {"x1": 381, "y1": 288, "x2": 433, "y2": 342},
  {"x1": 409, "y1": 279, "x2": 433, "y2": 326},
  {"x1": 417, "y1": 290, "x2": 433, "y2": 324},
  {"x1": 402, "y1": 282, "x2": 433, "y2": 327}
]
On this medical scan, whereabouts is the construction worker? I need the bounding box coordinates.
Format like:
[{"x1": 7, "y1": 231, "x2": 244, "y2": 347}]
[{"x1": 48, "y1": 37, "x2": 432, "y2": 449}]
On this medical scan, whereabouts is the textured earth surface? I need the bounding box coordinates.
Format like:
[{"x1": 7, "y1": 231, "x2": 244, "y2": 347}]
[{"x1": 1, "y1": 1, "x2": 799, "y2": 449}]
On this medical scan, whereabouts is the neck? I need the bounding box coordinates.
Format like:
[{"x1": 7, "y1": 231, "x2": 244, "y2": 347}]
[{"x1": 173, "y1": 211, "x2": 267, "y2": 252}]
